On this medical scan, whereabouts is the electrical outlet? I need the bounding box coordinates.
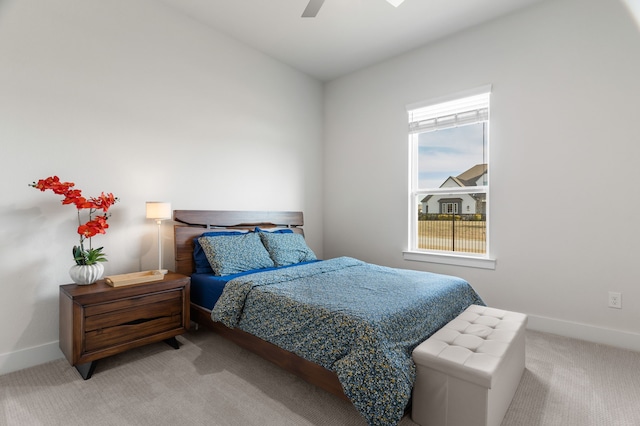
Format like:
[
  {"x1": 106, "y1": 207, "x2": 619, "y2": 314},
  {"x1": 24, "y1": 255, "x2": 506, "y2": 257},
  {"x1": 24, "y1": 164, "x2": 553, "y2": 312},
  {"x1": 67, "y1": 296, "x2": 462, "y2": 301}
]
[{"x1": 608, "y1": 292, "x2": 622, "y2": 309}]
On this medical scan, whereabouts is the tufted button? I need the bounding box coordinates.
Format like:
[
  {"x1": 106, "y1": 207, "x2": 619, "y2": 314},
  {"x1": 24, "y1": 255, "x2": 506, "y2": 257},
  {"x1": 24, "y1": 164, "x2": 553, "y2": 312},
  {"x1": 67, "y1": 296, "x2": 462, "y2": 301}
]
[
  {"x1": 474, "y1": 316, "x2": 500, "y2": 328},
  {"x1": 465, "y1": 324, "x2": 493, "y2": 338}
]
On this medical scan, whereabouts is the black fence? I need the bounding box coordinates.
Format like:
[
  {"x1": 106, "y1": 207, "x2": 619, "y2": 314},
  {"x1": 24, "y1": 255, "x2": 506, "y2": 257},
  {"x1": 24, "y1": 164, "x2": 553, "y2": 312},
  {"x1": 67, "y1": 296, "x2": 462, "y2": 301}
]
[{"x1": 417, "y1": 217, "x2": 486, "y2": 254}]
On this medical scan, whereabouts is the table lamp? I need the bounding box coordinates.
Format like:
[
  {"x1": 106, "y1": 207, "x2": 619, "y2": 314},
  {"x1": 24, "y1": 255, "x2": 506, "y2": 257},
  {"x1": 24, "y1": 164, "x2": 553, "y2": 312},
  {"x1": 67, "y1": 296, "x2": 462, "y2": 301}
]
[{"x1": 146, "y1": 201, "x2": 171, "y2": 274}]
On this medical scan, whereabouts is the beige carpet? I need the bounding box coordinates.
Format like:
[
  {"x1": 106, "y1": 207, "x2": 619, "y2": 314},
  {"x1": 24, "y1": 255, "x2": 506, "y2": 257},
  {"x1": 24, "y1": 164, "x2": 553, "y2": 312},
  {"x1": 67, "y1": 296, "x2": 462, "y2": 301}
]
[{"x1": 1, "y1": 329, "x2": 639, "y2": 425}]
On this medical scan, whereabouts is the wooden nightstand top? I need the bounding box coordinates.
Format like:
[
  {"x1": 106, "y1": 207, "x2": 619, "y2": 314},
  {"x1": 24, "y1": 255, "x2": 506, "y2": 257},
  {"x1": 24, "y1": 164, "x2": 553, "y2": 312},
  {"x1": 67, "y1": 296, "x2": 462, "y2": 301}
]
[{"x1": 60, "y1": 271, "x2": 190, "y2": 303}]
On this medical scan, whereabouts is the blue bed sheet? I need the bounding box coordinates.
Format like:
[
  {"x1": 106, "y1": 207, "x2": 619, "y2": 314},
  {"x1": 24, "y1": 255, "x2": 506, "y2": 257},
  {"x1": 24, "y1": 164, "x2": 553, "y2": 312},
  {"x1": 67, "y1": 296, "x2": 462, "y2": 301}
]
[
  {"x1": 190, "y1": 261, "x2": 320, "y2": 310},
  {"x1": 190, "y1": 273, "x2": 229, "y2": 311},
  {"x1": 211, "y1": 256, "x2": 485, "y2": 426}
]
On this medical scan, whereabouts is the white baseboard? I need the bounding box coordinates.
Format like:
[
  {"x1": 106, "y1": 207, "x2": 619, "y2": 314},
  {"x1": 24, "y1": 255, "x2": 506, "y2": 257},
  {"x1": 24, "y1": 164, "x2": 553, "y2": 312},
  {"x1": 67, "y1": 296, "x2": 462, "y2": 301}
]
[
  {"x1": 0, "y1": 341, "x2": 64, "y2": 376},
  {"x1": 527, "y1": 314, "x2": 640, "y2": 353}
]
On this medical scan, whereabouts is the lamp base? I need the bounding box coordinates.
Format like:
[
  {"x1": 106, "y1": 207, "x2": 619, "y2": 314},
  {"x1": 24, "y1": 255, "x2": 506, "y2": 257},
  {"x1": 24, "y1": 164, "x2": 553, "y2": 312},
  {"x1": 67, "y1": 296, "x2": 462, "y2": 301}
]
[{"x1": 157, "y1": 269, "x2": 168, "y2": 275}]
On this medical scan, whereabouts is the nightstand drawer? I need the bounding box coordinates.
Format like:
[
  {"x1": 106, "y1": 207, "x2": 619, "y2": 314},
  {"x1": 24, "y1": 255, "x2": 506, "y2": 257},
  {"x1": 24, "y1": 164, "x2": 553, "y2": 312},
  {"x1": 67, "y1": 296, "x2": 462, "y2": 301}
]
[
  {"x1": 84, "y1": 290, "x2": 183, "y2": 352},
  {"x1": 84, "y1": 289, "x2": 182, "y2": 320},
  {"x1": 84, "y1": 290, "x2": 181, "y2": 327},
  {"x1": 85, "y1": 314, "x2": 182, "y2": 352}
]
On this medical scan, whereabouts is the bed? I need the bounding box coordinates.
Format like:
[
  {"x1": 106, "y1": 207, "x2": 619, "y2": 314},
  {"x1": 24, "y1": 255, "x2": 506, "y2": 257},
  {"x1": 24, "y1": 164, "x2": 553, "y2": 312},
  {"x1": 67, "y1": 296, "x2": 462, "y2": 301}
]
[{"x1": 173, "y1": 210, "x2": 484, "y2": 426}]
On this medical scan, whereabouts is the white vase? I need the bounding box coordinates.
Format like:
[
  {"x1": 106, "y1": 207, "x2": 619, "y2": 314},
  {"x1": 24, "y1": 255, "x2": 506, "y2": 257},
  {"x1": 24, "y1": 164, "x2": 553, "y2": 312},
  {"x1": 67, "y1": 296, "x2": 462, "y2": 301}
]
[{"x1": 69, "y1": 263, "x2": 104, "y2": 285}]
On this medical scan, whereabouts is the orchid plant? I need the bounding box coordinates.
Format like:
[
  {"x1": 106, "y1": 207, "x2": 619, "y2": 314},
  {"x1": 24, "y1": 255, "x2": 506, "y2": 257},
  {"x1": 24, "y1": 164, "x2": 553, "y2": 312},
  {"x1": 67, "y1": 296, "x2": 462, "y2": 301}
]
[{"x1": 30, "y1": 176, "x2": 118, "y2": 265}]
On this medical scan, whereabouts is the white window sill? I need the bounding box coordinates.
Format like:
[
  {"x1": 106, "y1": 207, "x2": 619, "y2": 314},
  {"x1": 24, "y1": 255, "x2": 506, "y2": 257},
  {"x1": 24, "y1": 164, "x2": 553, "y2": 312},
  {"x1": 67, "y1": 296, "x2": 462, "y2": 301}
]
[{"x1": 403, "y1": 251, "x2": 496, "y2": 270}]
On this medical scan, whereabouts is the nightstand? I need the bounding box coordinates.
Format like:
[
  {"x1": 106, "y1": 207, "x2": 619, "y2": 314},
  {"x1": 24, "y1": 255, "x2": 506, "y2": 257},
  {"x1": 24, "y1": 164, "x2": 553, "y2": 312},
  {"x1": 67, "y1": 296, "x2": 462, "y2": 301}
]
[{"x1": 59, "y1": 272, "x2": 190, "y2": 379}]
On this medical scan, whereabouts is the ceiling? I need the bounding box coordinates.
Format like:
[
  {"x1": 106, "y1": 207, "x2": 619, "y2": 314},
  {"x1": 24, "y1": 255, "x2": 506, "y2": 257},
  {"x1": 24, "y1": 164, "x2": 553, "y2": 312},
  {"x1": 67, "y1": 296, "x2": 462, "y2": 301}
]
[{"x1": 159, "y1": 0, "x2": 545, "y2": 81}]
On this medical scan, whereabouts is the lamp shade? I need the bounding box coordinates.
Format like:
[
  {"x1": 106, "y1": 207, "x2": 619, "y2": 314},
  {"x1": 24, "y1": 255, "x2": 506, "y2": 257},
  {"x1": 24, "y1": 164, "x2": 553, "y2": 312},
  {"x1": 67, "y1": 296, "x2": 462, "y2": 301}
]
[
  {"x1": 386, "y1": 0, "x2": 404, "y2": 6},
  {"x1": 146, "y1": 202, "x2": 172, "y2": 220}
]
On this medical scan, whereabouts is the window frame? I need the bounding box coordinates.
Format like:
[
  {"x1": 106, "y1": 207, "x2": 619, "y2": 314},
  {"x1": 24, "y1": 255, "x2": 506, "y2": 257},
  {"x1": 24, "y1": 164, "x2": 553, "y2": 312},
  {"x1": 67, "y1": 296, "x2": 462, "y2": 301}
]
[{"x1": 404, "y1": 86, "x2": 496, "y2": 270}]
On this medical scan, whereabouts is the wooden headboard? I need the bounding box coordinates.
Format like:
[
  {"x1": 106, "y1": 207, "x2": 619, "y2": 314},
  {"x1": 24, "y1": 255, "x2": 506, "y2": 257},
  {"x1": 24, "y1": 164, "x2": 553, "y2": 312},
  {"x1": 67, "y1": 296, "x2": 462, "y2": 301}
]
[{"x1": 173, "y1": 210, "x2": 304, "y2": 276}]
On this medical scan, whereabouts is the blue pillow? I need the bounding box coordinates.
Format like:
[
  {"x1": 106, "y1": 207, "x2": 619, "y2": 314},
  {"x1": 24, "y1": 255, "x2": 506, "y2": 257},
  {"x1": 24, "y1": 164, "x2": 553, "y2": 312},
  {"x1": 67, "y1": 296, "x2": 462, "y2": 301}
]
[
  {"x1": 258, "y1": 232, "x2": 317, "y2": 267},
  {"x1": 254, "y1": 227, "x2": 294, "y2": 234},
  {"x1": 199, "y1": 232, "x2": 275, "y2": 276},
  {"x1": 193, "y1": 231, "x2": 248, "y2": 273}
]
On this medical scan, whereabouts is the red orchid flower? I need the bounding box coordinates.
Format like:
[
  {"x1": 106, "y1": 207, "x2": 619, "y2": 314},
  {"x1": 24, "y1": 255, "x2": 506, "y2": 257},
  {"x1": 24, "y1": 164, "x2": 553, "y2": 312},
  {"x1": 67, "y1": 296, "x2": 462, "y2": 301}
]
[{"x1": 30, "y1": 176, "x2": 119, "y2": 265}]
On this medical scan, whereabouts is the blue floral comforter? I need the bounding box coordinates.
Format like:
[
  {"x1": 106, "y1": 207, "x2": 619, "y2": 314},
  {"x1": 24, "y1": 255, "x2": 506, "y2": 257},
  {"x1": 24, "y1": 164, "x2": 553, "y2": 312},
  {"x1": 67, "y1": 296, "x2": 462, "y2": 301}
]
[{"x1": 211, "y1": 257, "x2": 484, "y2": 426}]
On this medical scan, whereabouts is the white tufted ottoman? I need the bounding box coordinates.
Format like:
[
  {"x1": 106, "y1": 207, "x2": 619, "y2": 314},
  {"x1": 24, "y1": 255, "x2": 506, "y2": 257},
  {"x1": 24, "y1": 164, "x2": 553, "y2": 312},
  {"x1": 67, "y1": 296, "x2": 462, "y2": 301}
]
[{"x1": 411, "y1": 305, "x2": 527, "y2": 426}]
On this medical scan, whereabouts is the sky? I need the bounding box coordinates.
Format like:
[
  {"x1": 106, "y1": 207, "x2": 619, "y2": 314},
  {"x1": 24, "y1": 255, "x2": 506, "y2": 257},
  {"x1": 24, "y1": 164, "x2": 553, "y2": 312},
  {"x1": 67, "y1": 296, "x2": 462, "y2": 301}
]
[
  {"x1": 623, "y1": 0, "x2": 640, "y2": 30},
  {"x1": 416, "y1": 122, "x2": 486, "y2": 189}
]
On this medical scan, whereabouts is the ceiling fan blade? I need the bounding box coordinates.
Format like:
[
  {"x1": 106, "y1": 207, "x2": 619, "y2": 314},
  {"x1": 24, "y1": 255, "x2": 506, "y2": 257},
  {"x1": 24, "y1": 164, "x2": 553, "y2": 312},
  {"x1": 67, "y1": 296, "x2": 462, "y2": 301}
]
[{"x1": 302, "y1": 0, "x2": 325, "y2": 17}]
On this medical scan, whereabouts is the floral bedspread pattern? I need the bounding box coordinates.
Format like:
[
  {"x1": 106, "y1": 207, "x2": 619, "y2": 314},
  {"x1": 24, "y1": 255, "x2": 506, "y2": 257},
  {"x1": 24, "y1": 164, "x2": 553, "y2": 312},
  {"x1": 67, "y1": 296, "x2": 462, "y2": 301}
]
[{"x1": 211, "y1": 257, "x2": 484, "y2": 426}]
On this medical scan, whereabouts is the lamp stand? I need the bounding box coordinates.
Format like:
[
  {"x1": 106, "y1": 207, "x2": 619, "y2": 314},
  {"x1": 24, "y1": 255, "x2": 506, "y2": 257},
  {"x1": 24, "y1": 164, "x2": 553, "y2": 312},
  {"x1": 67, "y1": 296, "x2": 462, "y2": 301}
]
[{"x1": 156, "y1": 219, "x2": 168, "y2": 274}]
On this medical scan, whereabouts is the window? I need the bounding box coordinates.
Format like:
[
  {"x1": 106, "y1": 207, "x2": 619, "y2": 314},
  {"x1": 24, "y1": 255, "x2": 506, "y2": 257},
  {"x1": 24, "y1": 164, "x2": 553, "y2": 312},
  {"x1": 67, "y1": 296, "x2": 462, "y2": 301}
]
[
  {"x1": 405, "y1": 86, "x2": 495, "y2": 269},
  {"x1": 441, "y1": 202, "x2": 459, "y2": 214}
]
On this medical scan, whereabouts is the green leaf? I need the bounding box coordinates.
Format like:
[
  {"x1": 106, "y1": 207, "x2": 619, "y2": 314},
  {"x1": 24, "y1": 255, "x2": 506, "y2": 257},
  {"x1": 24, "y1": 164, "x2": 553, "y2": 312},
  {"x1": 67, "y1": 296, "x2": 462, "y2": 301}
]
[{"x1": 72, "y1": 245, "x2": 108, "y2": 265}]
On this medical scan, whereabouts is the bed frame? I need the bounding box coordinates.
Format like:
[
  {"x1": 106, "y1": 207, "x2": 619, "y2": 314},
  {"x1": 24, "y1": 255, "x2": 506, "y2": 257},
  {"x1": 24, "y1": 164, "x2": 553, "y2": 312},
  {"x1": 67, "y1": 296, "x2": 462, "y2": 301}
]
[{"x1": 173, "y1": 210, "x2": 348, "y2": 401}]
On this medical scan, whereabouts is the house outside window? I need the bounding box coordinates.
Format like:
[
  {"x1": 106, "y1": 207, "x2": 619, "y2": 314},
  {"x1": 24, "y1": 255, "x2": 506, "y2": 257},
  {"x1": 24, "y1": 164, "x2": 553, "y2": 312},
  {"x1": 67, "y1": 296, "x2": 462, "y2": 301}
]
[{"x1": 405, "y1": 86, "x2": 495, "y2": 269}]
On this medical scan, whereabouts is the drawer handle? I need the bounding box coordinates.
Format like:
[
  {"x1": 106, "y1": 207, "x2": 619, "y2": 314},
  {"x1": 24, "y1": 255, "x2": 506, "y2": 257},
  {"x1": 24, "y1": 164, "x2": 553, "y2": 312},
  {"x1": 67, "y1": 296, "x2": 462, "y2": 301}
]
[{"x1": 122, "y1": 316, "x2": 163, "y2": 326}]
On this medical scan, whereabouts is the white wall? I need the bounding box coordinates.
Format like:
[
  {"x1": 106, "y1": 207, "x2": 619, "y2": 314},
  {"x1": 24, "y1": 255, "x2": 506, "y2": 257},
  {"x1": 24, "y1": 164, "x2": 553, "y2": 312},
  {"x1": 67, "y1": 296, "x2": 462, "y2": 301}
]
[
  {"x1": 324, "y1": 0, "x2": 640, "y2": 350},
  {"x1": 0, "y1": 0, "x2": 323, "y2": 374}
]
